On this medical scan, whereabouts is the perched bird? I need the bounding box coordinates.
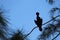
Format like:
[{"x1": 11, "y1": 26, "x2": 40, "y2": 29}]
[{"x1": 34, "y1": 12, "x2": 42, "y2": 31}]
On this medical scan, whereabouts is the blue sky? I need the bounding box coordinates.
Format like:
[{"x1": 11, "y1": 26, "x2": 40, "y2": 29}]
[{"x1": 0, "y1": 0, "x2": 60, "y2": 40}]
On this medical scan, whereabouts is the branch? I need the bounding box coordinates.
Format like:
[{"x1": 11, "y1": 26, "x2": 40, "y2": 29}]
[
  {"x1": 42, "y1": 15, "x2": 60, "y2": 25},
  {"x1": 52, "y1": 33, "x2": 60, "y2": 40},
  {"x1": 24, "y1": 15, "x2": 60, "y2": 39},
  {"x1": 24, "y1": 26, "x2": 37, "y2": 38}
]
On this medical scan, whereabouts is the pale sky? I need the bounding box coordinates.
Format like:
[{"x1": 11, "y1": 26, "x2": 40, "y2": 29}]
[{"x1": 0, "y1": 0, "x2": 60, "y2": 40}]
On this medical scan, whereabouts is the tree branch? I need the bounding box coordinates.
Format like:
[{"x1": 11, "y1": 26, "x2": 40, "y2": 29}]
[
  {"x1": 24, "y1": 15, "x2": 60, "y2": 39},
  {"x1": 24, "y1": 26, "x2": 37, "y2": 38},
  {"x1": 42, "y1": 15, "x2": 60, "y2": 25},
  {"x1": 52, "y1": 33, "x2": 60, "y2": 40}
]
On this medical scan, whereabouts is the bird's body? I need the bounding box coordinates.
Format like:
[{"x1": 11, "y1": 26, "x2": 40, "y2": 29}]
[{"x1": 34, "y1": 12, "x2": 42, "y2": 31}]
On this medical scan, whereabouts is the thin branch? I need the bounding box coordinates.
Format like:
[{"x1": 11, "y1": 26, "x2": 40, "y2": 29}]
[
  {"x1": 24, "y1": 26, "x2": 37, "y2": 38},
  {"x1": 42, "y1": 15, "x2": 60, "y2": 25},
  {"x1": 52, "y1": 33, "x2": 60, "y2": 40},
  {"x1": 24, "y1": 15, "x2": 60, "y2": 39}
]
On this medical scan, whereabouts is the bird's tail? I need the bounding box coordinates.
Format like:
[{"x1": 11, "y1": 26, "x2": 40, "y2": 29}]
[{"x1": 39, "y1": 27, "x2": 42, "y2": 31}]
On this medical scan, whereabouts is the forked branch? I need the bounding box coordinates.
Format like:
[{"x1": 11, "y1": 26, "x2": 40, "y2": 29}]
[{"x1": 52, "y1": 33, "x2": 60, "y2": 40}]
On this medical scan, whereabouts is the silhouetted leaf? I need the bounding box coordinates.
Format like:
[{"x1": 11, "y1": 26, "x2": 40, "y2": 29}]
[
  {"x1": 0, "y1": 12, "x2": 8, "y2": 27},
  {"x1": 10, "y1": 30, "x2": 28, "y2": 40},
  {"x1": 0, "y1": 9, "x2": 9, "y2": 40},
  {"x1": 46, "y1": 0, "x2": 54, "y2": 5},
  {"x1": 50, "y1": 7, "x2": 60, "y2": 13},
  {"x1": 38, "y1": 19, "x2": 60, "y2": 40}
]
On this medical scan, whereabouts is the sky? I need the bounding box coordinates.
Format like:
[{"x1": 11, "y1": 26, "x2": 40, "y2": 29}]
[{"x1": 0, "y1": 0, "x2": 60, "y2": 40}]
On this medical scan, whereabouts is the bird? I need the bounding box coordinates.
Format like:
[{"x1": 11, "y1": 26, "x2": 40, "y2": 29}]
[{"x1": 34, "y1": 12, "x2": 42, "y2": 31}]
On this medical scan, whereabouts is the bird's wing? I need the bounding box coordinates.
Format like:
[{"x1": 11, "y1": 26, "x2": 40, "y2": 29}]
[{"x1": 34, "y1": 20, "x2": 38, "y2": 25}]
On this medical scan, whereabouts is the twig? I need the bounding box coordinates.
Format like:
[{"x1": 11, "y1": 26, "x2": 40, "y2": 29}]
[
  {"x1": 24, "y1": 15, "x2": 60, "y2": 39},
  {"x1": 42, "y1": 15, "x2": 60, "y2": 25},
  {"x1": 24, "y1": 26, "x2": 37, "y2": 38},
  {"x1": 52, "y1": 33, "x2": 60, "y2": 40}
]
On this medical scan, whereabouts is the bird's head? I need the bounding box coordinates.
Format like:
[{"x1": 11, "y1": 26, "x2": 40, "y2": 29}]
[{"x1": 36, "y1": 12, "x2": 39, "y2": 16}]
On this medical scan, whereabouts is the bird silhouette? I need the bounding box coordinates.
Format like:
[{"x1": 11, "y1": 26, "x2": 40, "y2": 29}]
[{"x1": 34, "y1": 12, "x2": 42, "y2": 31}]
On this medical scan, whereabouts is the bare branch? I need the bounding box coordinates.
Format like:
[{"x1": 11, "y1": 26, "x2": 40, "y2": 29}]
[
  {"x1": 42, "y1": 15, "x2": 60, "y2": 25},
  {"x1": 24, "y1": 26, "x2": 37, "y2": 39},
  {"x1": 52, "y1": 33, "x2": 60, "y2": 40},
  {"x1": 24, "y1": 15, "x2": 60, "y2": 39}
]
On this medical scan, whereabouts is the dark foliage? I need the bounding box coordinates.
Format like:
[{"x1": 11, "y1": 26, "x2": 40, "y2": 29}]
[
  {"x1": 0, "y1": 9, "x2": 9, "y2": 40},
  {"x1": 50, "y1": 7, "x2": 60, "y2": 13},
  {"x1": 38, "y1": 18, "x2": 60, "y2": 40},
  {"x1": 46, "y1": 0, "x2": 54, "y2": 5},
  {"x1": 10, "y1": 30, "x2": 28, "y2": 40}
]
